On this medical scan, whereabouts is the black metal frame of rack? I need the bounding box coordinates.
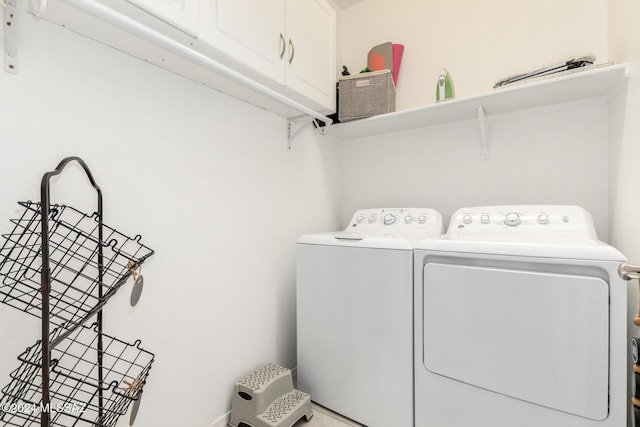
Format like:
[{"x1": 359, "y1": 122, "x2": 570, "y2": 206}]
[{"x1": 0, "y1": 157, "x2": 155, "y2": 427}]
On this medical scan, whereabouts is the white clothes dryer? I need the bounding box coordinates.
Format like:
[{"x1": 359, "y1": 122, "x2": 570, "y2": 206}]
[
  {"x1": 413, "y1": 205, "x2": 627, "y2": 427},
  {"x1": 297, "y1": 208, "x2": 443, "y2": 427}
]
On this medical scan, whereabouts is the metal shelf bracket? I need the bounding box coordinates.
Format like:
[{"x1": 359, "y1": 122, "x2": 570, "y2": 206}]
[
  {"x1": 477, "y1": 104, "x2": 489, "y2": 160},
  {"x1": 3, "y1": 0, "x2": 20, "y2": 73},
  {"x1": 287, "y1": 117, "x2": 329, "y2": 150}
]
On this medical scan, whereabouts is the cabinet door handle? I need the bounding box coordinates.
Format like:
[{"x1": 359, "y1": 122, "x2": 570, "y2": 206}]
[
  {"x1": 279, "y1": 33, "x2": 285, "y2": 60},
  {"x1": 288, "y1": 39, "x2": 295, "y2": 64}
]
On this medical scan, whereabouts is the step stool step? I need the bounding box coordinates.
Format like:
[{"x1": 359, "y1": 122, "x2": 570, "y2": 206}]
[
  {"x1": 257, "y1": 390, "x2": 312, "y2": 427},
  {"x1": 229, "y1": 363, "x2": 313, "y2": 427},
  {"x1": 238, "y1": 363, "x2": 290, "y2": 393}
]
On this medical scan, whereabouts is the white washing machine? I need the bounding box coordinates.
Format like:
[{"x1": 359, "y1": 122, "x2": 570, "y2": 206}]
[
  {"x1": 413, "y1": 205, "x2": 627, "y2": 427},
  {"x1": 297, "y1": 208, "x2": 443, "y2": 427}
]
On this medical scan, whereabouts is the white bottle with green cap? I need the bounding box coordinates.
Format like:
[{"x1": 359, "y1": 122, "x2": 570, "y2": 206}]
[{"x1": 436, "y1": 68, "x2": 455, "y2": 102}]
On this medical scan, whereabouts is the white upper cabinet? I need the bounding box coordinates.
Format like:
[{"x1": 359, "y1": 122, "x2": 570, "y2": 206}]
[
  {"x1": 285, "y1": 0, "x2": 336, "y2": 110},
  {"x1": 200, "y1": 0, "x2": 286, "y2": 84},
  {"x1": 128, "y1": 0, "x2": 200, "y2": 36},
  {"x1": 40, "y1": 0, "x2": 336, "y2": 119},
  {"x1": 199, "y1": 0, "x2": 336, "y2": 111}
]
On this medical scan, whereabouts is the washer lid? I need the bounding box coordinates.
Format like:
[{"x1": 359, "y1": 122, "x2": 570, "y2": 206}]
[
  {"x1": 345, "y1": 207, "x2": 443, "y2": 236},
  {"x1": 297, "y1": 208, "x2": 444, "y2": 250},
  {"x1": 298, "y1": 231, "x2": 425, "y2": 250}
]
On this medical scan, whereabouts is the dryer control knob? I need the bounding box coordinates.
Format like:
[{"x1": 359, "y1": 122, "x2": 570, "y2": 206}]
[
  {"x1": 418, "y1": 215, "x2": 427, "y2": 224},
  {"x1": 463, "y1": 214, "x2": 473, "y2": 224},
  {"x1": 384, "y1": 214, "x2": 397, "y2": 225},
  {"x1": 504, "y1": 212, "x2": 521, "y2": 226},
  {"x1": 480, "y1": 214, "x2": 490, "y2": 224},
  {"x1": 368, "y1": 215, "x2": 377, "y2": 223},
  {"x1": 537, "y1": 214, "x2": 549, "y2": 225},
  {"x1": 357, "y1": 215, "x2": 365, "y2": 223},
  {"x1": 404, "y1": 216, "x2": 413, "y2": 224}
]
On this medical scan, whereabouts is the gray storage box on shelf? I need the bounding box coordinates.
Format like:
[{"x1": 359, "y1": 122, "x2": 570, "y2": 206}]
[{"x1": 339, "y1": 69, "x2": 396, "y2": 122}]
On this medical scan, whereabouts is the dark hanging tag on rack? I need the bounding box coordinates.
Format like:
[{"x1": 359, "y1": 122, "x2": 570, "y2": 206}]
[
  {"x1": 128, "y1": 261, "x2": 144, "y2": 306},
  {"x1": 130, "y1": 392, "x2": 142, "y2": 426},
  {"x1": 131, "y1": 275, "x2": 144, "y2": 306},
  {"x1": 120, "y1": 377, "x2": 144, "y2": 425}
]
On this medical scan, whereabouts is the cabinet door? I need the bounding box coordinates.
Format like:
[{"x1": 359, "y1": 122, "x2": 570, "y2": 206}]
[
  {"x1": 128, "y1": 0, "x2": 199, "y2": 36},
  {"x1": 285, "y1": 0, "x2": 336, "y2": 110},
  {"x1": 200, "y1": 0, "x2": 286, "y2": 84}
]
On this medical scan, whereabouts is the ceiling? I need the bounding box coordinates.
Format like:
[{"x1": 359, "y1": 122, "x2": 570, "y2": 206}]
[{"x1": 333, "y1": 0, "x2": 365, "y2": 9}]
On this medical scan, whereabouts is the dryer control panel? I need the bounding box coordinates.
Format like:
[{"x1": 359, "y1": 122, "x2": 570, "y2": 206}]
[
  {"x1": 447, "y1": 205, "x2": 598, "y2": 239},
  {"x1": 348, "y1": 208, "x2": 443, "y2": 237}
]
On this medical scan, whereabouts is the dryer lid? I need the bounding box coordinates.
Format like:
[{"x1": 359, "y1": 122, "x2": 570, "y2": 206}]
[
  {"x1": 416, "y1": 205, "x2": 625, "y2": 261},
  {"x1": 416, "y1": 237, "x2": 625, "y2": 261}
]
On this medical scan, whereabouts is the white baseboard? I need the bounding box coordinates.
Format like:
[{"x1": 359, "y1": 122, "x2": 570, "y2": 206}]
[{"x1": 208, "y1": 411, "x2": 230, "y2": 427}]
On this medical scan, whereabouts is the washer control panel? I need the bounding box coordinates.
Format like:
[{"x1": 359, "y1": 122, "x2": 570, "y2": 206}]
[
  {"x1": 447, "y1": 205, "x2": 598, "y2": 239},
  {"x1": 348, "y1": 208, "x2": 443, "y2": 237}
]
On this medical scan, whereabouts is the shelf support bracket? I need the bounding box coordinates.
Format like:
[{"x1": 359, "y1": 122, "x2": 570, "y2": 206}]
[
  {"x1": 3, "y1": 0, "x2": 20, "y2": 73},
  {"x1": 287, "y1": 117, "x2": 329, "y2": 150},
  {"x1": 477, "y1": 104, "x2": 489, "y2": 160}
]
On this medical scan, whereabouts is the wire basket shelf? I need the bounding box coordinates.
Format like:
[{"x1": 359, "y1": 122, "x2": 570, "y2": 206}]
[
  {"x1": 0, "y1": 201, "x2": 154, "y2": 332},
  {"x1": 0, "y1": 323, "x2": 154, "y2": 427}
]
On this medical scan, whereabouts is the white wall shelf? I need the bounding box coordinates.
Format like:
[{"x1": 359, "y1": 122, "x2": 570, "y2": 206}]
[{"x1": 329, "y1": 63, "x2": 630, "y2": 145}]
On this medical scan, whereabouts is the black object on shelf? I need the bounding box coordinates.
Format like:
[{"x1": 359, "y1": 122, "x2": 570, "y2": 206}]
[
  {"x1": 316, "y1": 65, "x2": 350, "y2": 128},
  {"x1": 0, "y1": 157, "x2": 155, "y2": 427}
]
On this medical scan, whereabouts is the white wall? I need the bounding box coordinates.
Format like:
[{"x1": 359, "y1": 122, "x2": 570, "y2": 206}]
[
  {"x1": 607, "y1": 2, "x2": 640, "y2": 425},
  {"x1": 335, "y1": 0, "x2": 613, "y2": 234},
  {"x1": 340, "y1": 0, "x2": 608, "y2": 110},
  {"x1": 337, "y1": 0, "x2": 612, "y2": 234},
  {"x1": 0, "y1": 11, "x2": 341, "y2": 427},
  {"x1": 339, "y1": 103, "x2": 610, "y2": 238},
  {"x1": 608, "y1": 1, "x2": 640, "y2": 262}
]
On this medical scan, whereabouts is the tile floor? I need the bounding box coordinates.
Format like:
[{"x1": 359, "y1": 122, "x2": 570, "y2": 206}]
[{"x1": 293, "y1": 403, "x2": 365, "y2": 427}]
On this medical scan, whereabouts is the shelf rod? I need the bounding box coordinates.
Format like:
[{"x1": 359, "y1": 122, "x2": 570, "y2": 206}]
[
  {"x1": 50, "y1": 0, "x2": 333, "y2": 127},
  {"x1": 477, "y1": 104, "x2": 489, "y2": 160}
]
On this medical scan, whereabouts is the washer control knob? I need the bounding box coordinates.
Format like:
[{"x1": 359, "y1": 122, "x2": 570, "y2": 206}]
[
  {"x1": 504, "y1": 212, "x2": 521, "y2": 227},
  {"x1": 480, "y1": 214, "x2": 490, "y2": 224},
  {"x1": 418, "y1": 215, "x2": 427, "y2": 224},
  {"x1": 357, "y1": 215, "x2": 365, "y2": 223},
  {"x1": 383, "y1": 214, "x2": 397, "y2": 225},
  {"x1": 462, "y1": 214, "x2": 473, "y2": 224},
  {"x1": 404, "y1": 216, "x2": 413, "y2": 224},
  {"x1": 537, "y1": 214, "x2": 549, "y2": 225},
  {"x1": 368, "y1": 215, "x2": 377, "y2": 223}
]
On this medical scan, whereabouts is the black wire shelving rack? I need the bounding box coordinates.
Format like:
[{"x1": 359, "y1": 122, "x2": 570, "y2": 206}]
[
  {"x1": 0, "y1": 201, "x2": 154, "y2": 336},
  {"x1": 0, "y1": 323, "x2": 153, "y2": 427},
  {"x1": 0, "y1": 157, "x2": 155, "y2": 427}
]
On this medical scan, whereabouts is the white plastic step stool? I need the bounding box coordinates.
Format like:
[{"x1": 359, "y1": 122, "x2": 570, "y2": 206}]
[{"x1": 229, "y1": 363, "x2": 313, "y2": 427}]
